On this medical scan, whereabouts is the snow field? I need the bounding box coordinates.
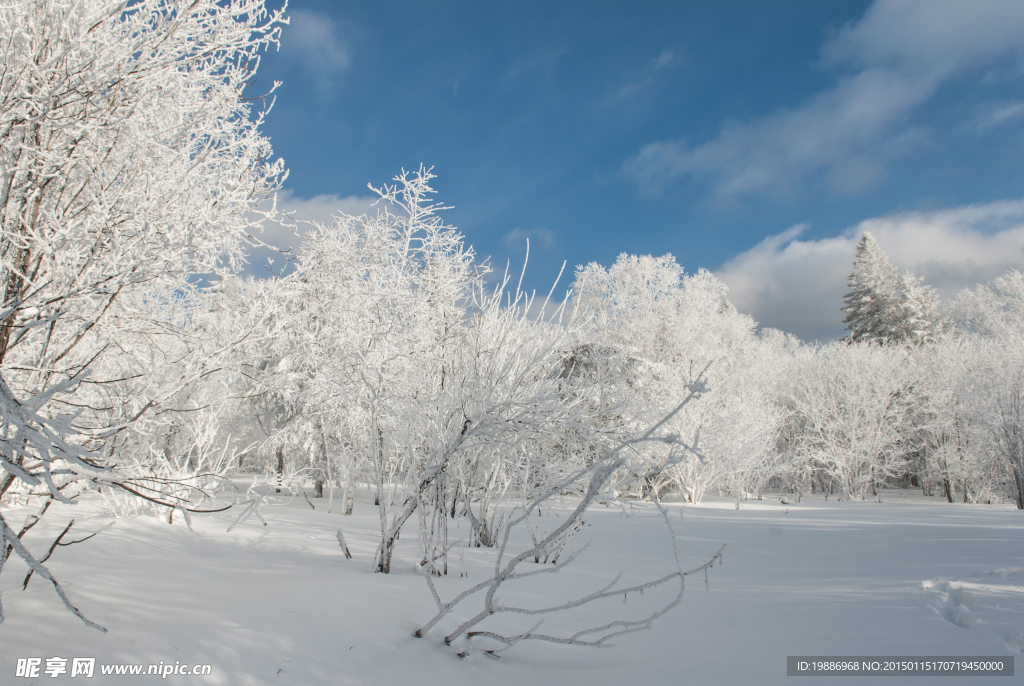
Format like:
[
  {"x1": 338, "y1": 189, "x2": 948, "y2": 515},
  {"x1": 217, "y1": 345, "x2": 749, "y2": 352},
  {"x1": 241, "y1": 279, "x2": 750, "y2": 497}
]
[{"x1": 2, "y1": 487, "x2": 1022, "y2": 685}]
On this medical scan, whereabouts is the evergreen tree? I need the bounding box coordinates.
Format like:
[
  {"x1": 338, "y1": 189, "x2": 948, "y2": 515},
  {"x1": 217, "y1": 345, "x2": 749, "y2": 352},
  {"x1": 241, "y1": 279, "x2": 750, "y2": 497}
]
[
  {"x1": 841, "y1": 232, "x2": 940, "y2": 344},
  {"x1": 889, "y1": 271, "x2": 942, "y2": 344},
  {"x1": 842, "y1": 232, "x2": 900, "y2": 343}
]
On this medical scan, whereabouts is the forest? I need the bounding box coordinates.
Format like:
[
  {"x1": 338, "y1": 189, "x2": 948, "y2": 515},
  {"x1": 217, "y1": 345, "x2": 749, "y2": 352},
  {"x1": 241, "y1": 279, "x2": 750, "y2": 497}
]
[{"x1": 2, "y1": 0, "x2": 1024, "y2": 665}]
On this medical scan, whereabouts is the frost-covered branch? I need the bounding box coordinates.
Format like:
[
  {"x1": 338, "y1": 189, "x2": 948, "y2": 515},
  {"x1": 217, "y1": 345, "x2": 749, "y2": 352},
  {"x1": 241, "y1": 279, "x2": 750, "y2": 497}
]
[{"x1": 413, "y1": 369, "x2": 724, "y2": 654}]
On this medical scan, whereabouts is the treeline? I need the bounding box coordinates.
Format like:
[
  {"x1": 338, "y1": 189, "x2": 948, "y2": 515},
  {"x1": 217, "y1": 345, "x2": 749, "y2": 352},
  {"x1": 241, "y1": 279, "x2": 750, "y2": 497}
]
[{"x1": 76, "y1": 173, "x2": 1024, "y2": 536}]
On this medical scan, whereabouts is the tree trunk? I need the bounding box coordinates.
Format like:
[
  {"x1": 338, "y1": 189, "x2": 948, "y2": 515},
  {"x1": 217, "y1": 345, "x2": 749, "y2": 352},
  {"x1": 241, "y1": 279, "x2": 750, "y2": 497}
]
[
  {"x1": 376, "y1": 528, "x2": 400, "y2": 573},
  {"x1": 1012, "y1": 461, "x2": 1024, "y2": 510},
  {"x1": 275, "y1": 445, "x2": 284, "y2": 493},
  {"x1": 343, "y1": 456, "x2": 355, "y2": 515}
]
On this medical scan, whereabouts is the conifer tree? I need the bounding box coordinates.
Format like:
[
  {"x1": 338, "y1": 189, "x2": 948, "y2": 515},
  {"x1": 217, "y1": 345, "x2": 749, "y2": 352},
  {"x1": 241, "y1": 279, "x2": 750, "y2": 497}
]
[
  {"x1": 842, "y1": 232, "x2": 900, "y2": 343},
  {"x1": 889, "y1": 271, "x2": 942, "y2": 345},
  {"x1": 841, "y1": 232, "x2": 940, "y2": 344}
]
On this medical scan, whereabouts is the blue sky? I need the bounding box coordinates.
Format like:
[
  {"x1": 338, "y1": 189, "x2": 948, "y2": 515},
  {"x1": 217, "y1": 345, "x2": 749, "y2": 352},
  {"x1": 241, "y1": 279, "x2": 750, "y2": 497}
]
[{"x1": 249, "y1": 0, "x2": 1024, "y2": 341}]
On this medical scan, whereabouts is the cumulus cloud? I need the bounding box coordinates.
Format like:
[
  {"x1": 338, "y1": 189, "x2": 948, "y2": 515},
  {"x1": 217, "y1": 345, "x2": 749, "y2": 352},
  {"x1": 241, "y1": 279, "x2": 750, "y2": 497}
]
[
  {"x1": 623, "y1": 0, "x2": 1024, "y2": 198},
  {"x1": 716, "y1": 198, "x2": 1024, "y2": 341},
  {"x1": 282, "y1": 10, "x2": 353, "y2": 91}
]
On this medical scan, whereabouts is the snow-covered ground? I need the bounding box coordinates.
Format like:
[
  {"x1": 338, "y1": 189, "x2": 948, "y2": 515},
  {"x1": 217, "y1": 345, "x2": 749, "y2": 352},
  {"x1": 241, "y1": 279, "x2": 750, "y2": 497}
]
[{"x1": 2, "y1": 486, "x2": 1022, "y2": 685}]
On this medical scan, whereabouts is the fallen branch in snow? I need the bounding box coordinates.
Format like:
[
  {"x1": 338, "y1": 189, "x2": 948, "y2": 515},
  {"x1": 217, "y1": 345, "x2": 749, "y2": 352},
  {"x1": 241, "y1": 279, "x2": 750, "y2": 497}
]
[
  {"x1": 22, "y1": 519, "x2": 115, "y2": 590},
  {"x1": 226, "y1": 496, "x2": 268, "y2": 533},
  {"x1": 336, "y1": 529, "x2": 352, "y2": 559},
  {"x1": 2, "y1": 498, "x2": 51, "y2": 563},
  {"x1": 0, "y1": 510, "x2": 106, "y2": 632}
]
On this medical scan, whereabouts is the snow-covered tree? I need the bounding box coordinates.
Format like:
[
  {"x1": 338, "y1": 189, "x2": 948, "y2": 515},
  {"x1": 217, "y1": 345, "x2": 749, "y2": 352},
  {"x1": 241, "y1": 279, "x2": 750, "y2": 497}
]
[
  {"x1": 781, "y1": 341, "x2": 920, "y2": 500},
  {"x1": 842, "y1": 232, "x2": 941, "y2": 345},
  {"x1": 952, "y1": 269, "x2": 1024, "y2": 339},
  {"x1": 241, "y1": 168, "x2": 600, "y2": 575},
  {"x1": 949, "y1": 270, "x2": 1024, "y2": 506},
  {"x1": 889, "y1": 271, "x2": 943, "y2": 345},
  {"x1": 0, "y1": 0, "x2": 287, "y2": 627},
  {"x1": 994, "y1": 366, "x2": 1024, "y2": 509},
  {"x1": 572, "y1": 254, "x2": 782, "y2": 502},
  {"x1": 842, "y1": 232, "x2": 899, "y2": 343}
]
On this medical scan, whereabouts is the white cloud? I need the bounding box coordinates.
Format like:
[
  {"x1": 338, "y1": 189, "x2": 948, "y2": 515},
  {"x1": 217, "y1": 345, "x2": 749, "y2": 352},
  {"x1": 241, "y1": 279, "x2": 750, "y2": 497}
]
[
  {"x1": 276, "y1": 189, "x2": 382, "y2": 227},
  {"x1": 615, "y1": 48, "x2": 678, "y2": 99},
  {"x1": 625, "y1": 68, "x2": 929, "y2": 197},
  {"x1": 716, "y1": 198, "x2": 1024, "y2": 341},
  {"x1": 282, "y1": 10, "x2": 353, "y2": 91},
  {"x1": 242, "y1": 190, "x2": 381, "y2": 277},
  {"x1": 820, "y1": 0, "x2": 1024, "y2": 74},
  {"x1": 651, "y1": 49, "x2": 675, "y2": 71},
  {"x1": 623, "y1": 0, "x2": 1024, "y2": 198},
  {"x1": 979, "y1": 101, "x2": 1024, "y2": 129}
]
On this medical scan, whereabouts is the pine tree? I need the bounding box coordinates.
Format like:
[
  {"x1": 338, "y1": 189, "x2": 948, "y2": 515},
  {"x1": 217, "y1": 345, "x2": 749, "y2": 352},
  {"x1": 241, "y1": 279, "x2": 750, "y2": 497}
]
[
  {"x1": 842, "y1": 232, "x2": 900, "y2": 343},
  {"x1": 888, "y1": 271, "x2": 941, "y2": 344},
  {"x1": 841, "y1": 232, "x2": 940, "y2": 344}
]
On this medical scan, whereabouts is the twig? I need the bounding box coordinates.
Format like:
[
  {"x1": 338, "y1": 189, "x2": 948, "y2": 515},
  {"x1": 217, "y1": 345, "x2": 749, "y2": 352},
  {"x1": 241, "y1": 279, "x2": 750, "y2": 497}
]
[{"x1": 0, "y1": 511, "x2": 106, "y2": 632}]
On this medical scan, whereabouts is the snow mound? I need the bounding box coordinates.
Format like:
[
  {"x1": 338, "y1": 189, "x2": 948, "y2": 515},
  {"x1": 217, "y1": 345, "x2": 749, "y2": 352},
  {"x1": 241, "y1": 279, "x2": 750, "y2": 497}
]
[{"x1": 923, "y1": 570, "x2": 1024, "y2": 651}]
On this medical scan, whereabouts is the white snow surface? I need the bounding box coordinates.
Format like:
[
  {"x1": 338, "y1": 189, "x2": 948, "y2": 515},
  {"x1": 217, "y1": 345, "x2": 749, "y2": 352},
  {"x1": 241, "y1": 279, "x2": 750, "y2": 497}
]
[{"x1": 2, "y1": 485, "x2": 1022, "y2": 685}]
